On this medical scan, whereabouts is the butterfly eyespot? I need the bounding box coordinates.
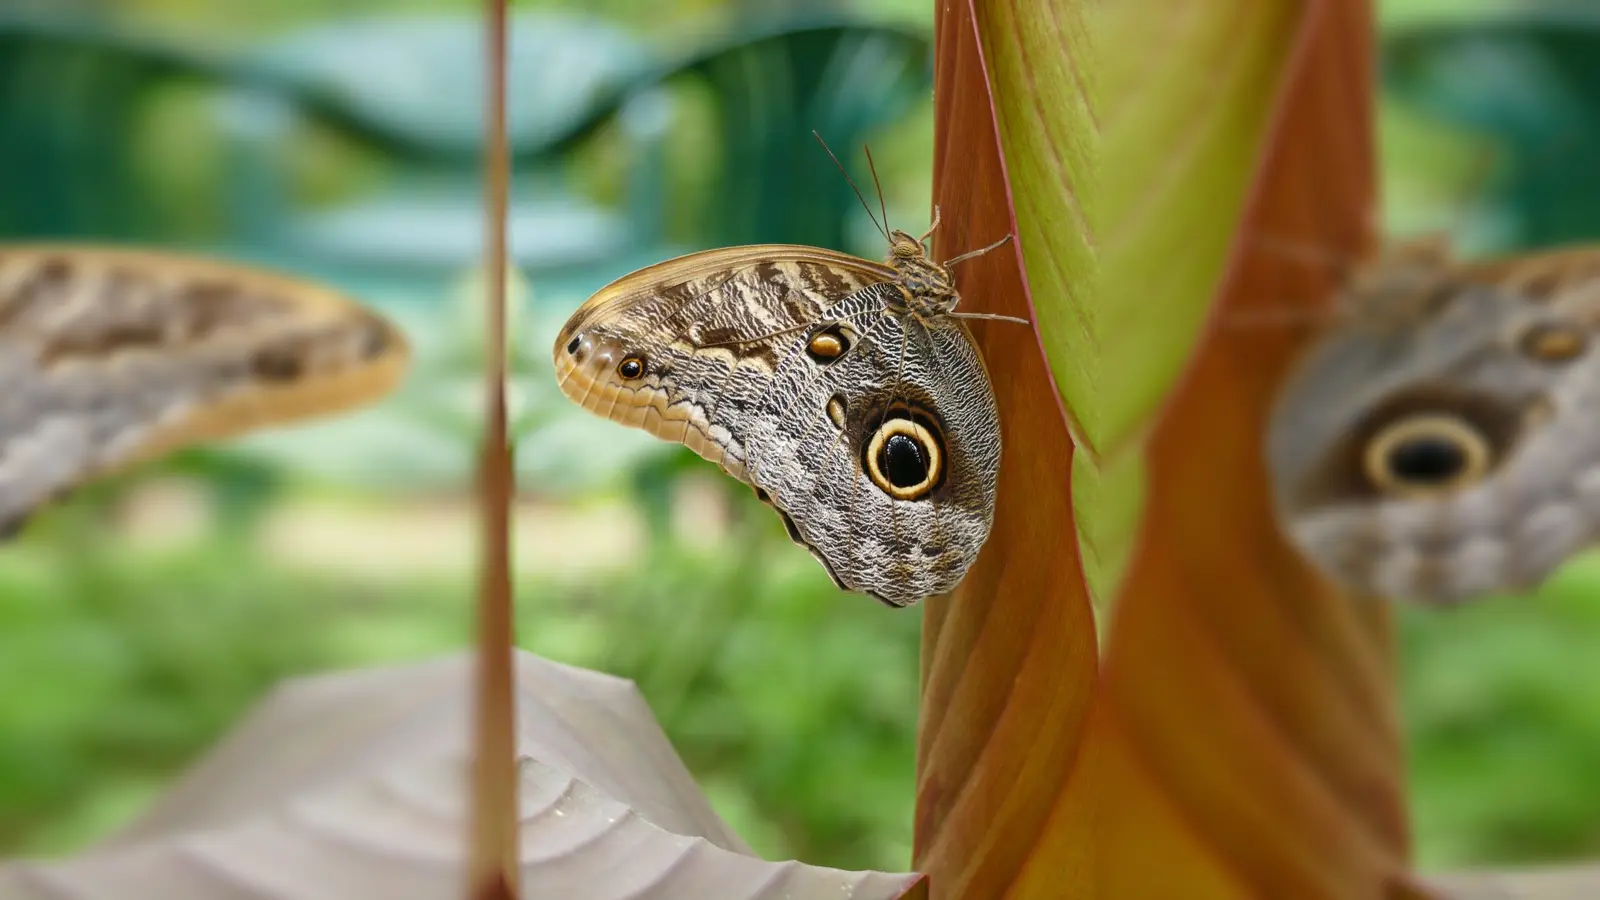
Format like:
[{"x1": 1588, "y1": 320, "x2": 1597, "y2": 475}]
[
  {"x1": 806, "y1": 326, "x2": 851, "y2": 363},
  {"x1": 865, "y1": 417, "x2": 944, "y2": 501},
  {"x1": 617, "y1": 356, "x2": 646, "y2": 379},
  {"x1": 565, "y1": 335, "x2": 581, "y2": 355},
  {"x1": 1518, "y1": 322, "x2": 1587, "y2": 363},
  {"x1": 826, "y1": 395, "x2": 847, "y2": 430},
  {"x1": 1363, "y1": 413, "x2": 1492, "y2": 497}
]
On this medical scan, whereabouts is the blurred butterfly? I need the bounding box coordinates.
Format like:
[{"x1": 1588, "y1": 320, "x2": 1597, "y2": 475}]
[
  {"x1": 1268, "y1": 236, "x2": 1600, "y2": 603},
  {"x1": 0, "y1": 245, "x2": 409, "y2": 537}
]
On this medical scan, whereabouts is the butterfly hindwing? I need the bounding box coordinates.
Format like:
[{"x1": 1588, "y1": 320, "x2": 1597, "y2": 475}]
[{"x1": 744, "y1": 284, "x2": 999, "y2": 605}]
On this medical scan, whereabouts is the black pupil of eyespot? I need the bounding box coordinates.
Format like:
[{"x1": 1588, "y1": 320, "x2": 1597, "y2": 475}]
[
  {"x1": 621, "y1": 358, "x2": 642, "y2": 377},
  {"x1": 1387, "y1": 435, "x2": 1466, "y2": 484},
  {"x1": 881, "y1": 433, "x2": 928, "y2": 489},
  {"x1": 566, "y1": 336, "x2": 580, "y2": 354}
]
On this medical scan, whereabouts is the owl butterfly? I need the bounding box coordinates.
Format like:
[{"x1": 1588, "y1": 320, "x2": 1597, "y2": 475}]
[
  {"x1": 1267, "y1": 234, "x2": 1600, "y2": 604},
  {"x1": 552, "y1": 143, "x2": 1019, "y2": 607},
  {"x1": 0, "y1": 245, "x2": 409, "y2": 538}
]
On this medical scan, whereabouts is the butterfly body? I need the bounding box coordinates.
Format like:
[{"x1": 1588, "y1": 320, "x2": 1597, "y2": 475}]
[
  {"x1": 1268, "y1": 239, "x2": 1600, "y2": 603},
  {"x1": 553, "y1": 231, "x2": 1001, "y2": 607},
  {"x1": 0, "y1": 245, "x2": 409, "y2": 536}
]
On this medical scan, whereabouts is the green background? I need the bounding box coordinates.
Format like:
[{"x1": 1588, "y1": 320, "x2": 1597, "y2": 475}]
[{"x1": 1, "y1": 0, "x2": 1597, "y2": 877}]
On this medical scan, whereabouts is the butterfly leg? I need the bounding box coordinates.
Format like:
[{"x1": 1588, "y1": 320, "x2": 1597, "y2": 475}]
[
  {"x1": 919, "y1": 206, "x2": 942, "y2": 247},
  {"x1": 943, "y1": 233, "x2": 1014, "y2": 270}
]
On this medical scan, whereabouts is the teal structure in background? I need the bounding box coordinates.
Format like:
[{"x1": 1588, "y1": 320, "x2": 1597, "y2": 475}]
[
  {"x1": 1384, "y1": 5, "x2": 1600, "y2": 250},
  {"x1": 0, "y1": 11, "x2": 931, "y2": 313}
]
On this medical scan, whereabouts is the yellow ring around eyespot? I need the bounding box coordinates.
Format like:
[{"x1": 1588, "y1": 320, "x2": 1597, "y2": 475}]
[
  {"x1": 1363, "y1": 413, "x2": 1491, "y2": 498},
  {"x1": 617, "y1": 355, "x2": 646, "y2": 379},
  {"x1": 865, "y1": 418, "x2": 942, "y2": 501},
  {"x1": 1519, "y1": 322, "x2": 1587, "y2": 363}
]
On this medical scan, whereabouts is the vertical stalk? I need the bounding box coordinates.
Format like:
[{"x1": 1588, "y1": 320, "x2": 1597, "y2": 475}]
[{"x1": 468, "y1": 0, "x2": 518, "y2": 897}]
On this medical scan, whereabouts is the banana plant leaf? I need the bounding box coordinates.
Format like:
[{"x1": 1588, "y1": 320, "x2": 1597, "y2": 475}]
[{"x1": 914, "y1": 1, "x2": 1416, "y2": 897}]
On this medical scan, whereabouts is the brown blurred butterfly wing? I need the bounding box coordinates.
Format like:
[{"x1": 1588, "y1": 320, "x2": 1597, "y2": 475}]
[
  {"x1": 552, "y1": 245, "x2": 1000, "y2": 606},
  {"x1": 0, "y1": 245, "x2": 409, "y2": 536},
  {"x1": 1268, "y1": 243, "x2": 1600, "y2": 603}
]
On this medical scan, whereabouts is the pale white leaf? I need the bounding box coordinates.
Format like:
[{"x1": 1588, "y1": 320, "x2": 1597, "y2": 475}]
[{"x1": 0, "y1": 650, "x2": 922, "y2": 900}]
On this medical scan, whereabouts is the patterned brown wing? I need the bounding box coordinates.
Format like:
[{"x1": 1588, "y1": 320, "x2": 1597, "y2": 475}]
[
  {"x1": 739, "y1": 286, "x2": 1000, "y2": 606},
  {"x1": 551, "y1": 244, "x2": 1002, "y2": 606},
  {"x1": 0, "y1": 245, "x2": 409, "y2": 536},
  {"x1": 1460, "y1": 245, "x2": 1600, "y2": 301},
  {"x1": 552, "y1": 245, "x2": 897, "y2": 478}
]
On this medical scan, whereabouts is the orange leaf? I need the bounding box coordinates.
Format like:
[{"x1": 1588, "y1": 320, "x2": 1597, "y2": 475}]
[
  {"x1": 1081, "y1": 2, "x2": 1411, "y2": 896},
  {"x1": 913, "y1": 0, "x2": 1099, "y2": 896},
  {"x1": 917, "y1": 0, "x2": 1415, "y2": 898}
]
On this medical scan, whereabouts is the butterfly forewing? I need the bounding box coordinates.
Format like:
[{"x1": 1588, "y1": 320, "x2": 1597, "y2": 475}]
[
  {"x1": 552, "y1": 242, "x2": 1002, "y2": 606},
  {"x1": 0, "y1": 245, "x2": 409, "y2": 535},
  {"x1": 554, "y1": 246, "x2": 895, "y2": 476}
]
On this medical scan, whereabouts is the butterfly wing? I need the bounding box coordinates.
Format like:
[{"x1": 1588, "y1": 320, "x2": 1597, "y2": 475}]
[
  {"x1": 743, "y1": 290, "x2": 1000, "y2": 606},
  {"x1": 554, "y1": 245, "x2": 898, "y2": 477},
  {"x1": 1268, "y1": 266, "x2": 1600, "y2": 603},
  {"x1": 0, "y1": 246, "x2": 409, "y2": 536},
  {"x1": 552, "y1": 245, "x2": 1001, "y2": 606}
]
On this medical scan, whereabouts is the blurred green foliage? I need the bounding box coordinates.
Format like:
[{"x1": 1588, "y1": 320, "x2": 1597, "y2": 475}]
[
  {"x1": 4, "y1": 0, "x2": 1600, "y2": 881},
  {"x1": 0, "y1": 484, "x2": 919, "y2": 871},
  {"x1": 1402, "y1": 558, "x2": 1600, "y2": 867}
]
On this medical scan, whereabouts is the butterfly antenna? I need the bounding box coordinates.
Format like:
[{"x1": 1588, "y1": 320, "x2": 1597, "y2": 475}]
[
  {"x1": 813, "y1": 131, "x2": 889, "y2": 242},
  {"x1": 863, "y1": 143, "x2": 891, "y2": 236}
]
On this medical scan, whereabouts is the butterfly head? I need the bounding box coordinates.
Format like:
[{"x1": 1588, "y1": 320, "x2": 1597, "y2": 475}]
[{"x1": 885, "y1": 229, "x2": 959, "y2": 314}]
